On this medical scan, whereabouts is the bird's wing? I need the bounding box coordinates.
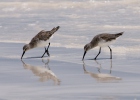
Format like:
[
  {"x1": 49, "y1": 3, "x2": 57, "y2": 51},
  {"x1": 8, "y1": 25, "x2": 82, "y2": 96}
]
[
  {"x1": 34, "y1": 30, "x2": 52, "y2": 41},
  {"x1": 100, "y1": 34, "x2": 116, "y2": 42},
  {"x1": 29, "y1": 30, "x2": 52, "y2": 47},
  {"x1": 30, "y1": 30, "x2": 52, "y2": 42},
  {"x1": 29, "y1": 37, "x2": 39, "y2": 47}
]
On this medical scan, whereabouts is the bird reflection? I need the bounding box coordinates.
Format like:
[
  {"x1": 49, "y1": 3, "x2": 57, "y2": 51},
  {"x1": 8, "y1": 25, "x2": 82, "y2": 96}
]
[
  {"x1": 21, "y1": 59, "x2": 60, "y2": 85},
  {"x1": 83, "y1": 60, "x2": 122, "y2": 83},
  {"x1": 95, "y1": 60, "x2": 112, "y2": 74}
]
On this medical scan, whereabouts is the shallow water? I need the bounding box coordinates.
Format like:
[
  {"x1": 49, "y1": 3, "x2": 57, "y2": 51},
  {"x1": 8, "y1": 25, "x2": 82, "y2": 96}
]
[
  {"x1": 0, "y1": 0, "x2": 140, "y2": 47},
  {"x1": 0, "y1": 0, "x2": 140, "y2": 100},
  {"x1": 0, "y1": 42, "x2": 140, "y2": 100},
  {"x1": 0, "y1": 0, "x2": 140, "y2": 56}
]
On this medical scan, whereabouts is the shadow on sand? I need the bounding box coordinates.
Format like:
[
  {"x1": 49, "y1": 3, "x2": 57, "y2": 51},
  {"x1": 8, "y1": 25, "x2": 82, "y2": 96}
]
[{"x1": 21, "y1": 58, "x2": 60, "y2": 85}]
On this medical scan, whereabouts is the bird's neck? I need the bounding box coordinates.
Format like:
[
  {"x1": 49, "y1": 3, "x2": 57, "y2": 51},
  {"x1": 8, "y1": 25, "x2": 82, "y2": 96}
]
[
  {"x1": 27, "y1": 44, "x2": 33, "y2": 50},
  {"x1": 89, "y1": 42, "x2": 97, "y2": 49}
]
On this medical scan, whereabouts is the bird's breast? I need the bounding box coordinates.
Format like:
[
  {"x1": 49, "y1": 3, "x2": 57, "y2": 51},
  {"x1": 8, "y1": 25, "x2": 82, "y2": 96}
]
[
  {"x1": 98, "y1": 39, "x2": 116, "y2": 47},
  {"x1": 37, "y1": 40, "x2": 50, "y2": 47}
]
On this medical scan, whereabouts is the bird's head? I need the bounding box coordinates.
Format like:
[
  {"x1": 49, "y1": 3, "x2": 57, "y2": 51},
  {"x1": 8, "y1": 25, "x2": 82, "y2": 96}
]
[
  {"x1": 23, "y1": 44, "x2": 30, "y2": 52},
  {"x1": 21, "y1": 44, "x2": 30, "y2": 59},
  {"x1": 82, "y1": 43, "x2": 91, "y2": 60},
  {"x1": 84, "y1": 43, "x2": 91, "y2": 52}
]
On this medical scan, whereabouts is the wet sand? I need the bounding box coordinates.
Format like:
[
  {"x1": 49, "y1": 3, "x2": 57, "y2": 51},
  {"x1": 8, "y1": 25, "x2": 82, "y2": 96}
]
[{"x1": 0, "y1": 42, "x2": 140, "y2": 100}]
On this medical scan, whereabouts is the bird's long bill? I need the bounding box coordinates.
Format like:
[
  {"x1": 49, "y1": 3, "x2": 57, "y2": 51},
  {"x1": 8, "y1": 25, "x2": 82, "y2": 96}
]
[
  {"x1": 82, "y1": 51, "x2": 87, "y2": 60},
  {"x1": 21, "y1": 51, "x2": 25, "y2": 59}
]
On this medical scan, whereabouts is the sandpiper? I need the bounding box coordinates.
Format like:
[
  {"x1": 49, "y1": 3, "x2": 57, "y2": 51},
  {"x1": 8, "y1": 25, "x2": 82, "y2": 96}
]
[
  {"x1": 21, "y1": 26, "x2": 60, "y2": 59},
  {"x1": 82, "y1": 32, "x2": 124, "y2": 60}
]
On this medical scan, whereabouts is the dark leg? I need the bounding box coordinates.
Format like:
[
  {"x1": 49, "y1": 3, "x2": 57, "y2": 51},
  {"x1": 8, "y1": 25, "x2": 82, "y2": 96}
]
[
  {"x1": 94, "y1": 47, "x2": 101, "y2": 60},
  {"x1": 108, "y1": 46, "x2": 112, "y2": 59},
  {"x1": 46, "y1": 43, "x2": 50, "y2": 56},
  {"x1": 41, "y1": 47, "x2": 47, "y2": 58},
  {"x1": 41, "y1": 43, "x2": 50, "y2": 58}
]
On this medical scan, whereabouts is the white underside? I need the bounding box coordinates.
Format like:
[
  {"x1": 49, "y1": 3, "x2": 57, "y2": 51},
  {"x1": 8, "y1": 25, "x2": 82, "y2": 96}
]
[
  {"x1": 98, "y1": 39, "x2": 116, "y2": 47},
  {"x1": 37, "y1": 40, "x2": 50, "y2": 47}
]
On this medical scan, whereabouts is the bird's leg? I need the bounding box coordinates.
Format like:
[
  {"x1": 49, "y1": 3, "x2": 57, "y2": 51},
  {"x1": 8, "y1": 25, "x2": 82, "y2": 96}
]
[
  {"x1": 41, "y1": 48, "x2": 46, "y2": 58},
  {"x1": 41, "y1": 43, "x2": 50, "y2": 58},
  {"x1": 94, "y1": 47, "x2": 101, "y2": 60},
  {"x1": 108, "y1": 46, "x2": 112, "y2": 59},
  {"x1": 46, "y1": 43, "x2": 50, "y2": 56}
]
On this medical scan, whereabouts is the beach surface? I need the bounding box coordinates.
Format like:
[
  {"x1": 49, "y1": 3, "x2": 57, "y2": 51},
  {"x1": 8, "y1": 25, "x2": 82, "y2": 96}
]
[
  {"x1": 0, "y1": 0, "x2": 140, "y2": 100},
  {"x1": 0, "y1": 42, "x2": 140, "y2": 100}
]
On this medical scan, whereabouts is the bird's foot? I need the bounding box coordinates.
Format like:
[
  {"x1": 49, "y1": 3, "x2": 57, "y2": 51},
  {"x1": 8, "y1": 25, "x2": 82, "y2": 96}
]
[
  {"x1": 94, "y1": 58, "x2": 97, "y2": 60},
  {"x1": 47, "y1": 54, "x2": 50, "y2": 57},
  {"x1": 46, "y1": 51, "x2": 50, "y2": 57}
]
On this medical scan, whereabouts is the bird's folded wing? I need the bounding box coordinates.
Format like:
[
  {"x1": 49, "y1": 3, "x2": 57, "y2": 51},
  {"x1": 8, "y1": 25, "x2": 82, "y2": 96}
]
[
  {"x1": 100, "y1": 34, "x2": 116, "y2": 42},
  {"x1": 29, "y1": 37, "x2": 39, "y2": 47},
  {"x1": 32, "y1": 30, "x2": 52, "y2": 41}
]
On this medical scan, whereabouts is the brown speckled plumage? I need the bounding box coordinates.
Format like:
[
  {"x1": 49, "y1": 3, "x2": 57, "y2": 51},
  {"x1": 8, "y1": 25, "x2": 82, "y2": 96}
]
[
  {"x1": 29, "y1": 26, "x2": 60, "y2": 48},
  {"x1": 82, "y1": 32, "x2": 124, "y2": 60},
  {"x1": 21, "y1": 26, "x2": 60, "y2": 59}
]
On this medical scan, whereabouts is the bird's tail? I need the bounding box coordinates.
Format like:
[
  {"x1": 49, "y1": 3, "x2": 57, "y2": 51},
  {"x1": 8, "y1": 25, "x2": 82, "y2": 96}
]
[
  {"x1": 50, "y1": 26, "x2": 60, "y2": 34},
  {"x1": 115, "y1": 32, "x2": 124, "y2": 38}
]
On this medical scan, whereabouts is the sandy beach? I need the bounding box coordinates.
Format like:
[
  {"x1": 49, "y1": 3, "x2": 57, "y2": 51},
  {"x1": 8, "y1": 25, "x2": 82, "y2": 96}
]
[
  {"x1": 0, "y1": 42, "x2": 139, "y2": 100},
  {"x1": 0, "y1": 0, "x2": 140, "y2": 99}
]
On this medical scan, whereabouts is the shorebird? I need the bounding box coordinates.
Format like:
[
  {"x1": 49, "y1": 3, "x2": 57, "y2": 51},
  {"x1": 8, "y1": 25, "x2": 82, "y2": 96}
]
[
  {"x1": 82, "y1": 32, "x2": 124, "y2": 60},
  {"x1": 21, "y1": 26, "x2": 60, "y2": 59}
]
